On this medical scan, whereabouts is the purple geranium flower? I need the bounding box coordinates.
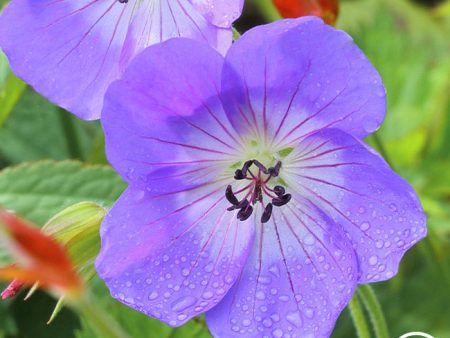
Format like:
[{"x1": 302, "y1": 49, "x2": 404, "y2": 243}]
[
  {"x1": 96, "y1": 17, "x2": 427, "y2": 337},
  {"x1": 0, "y1": 0, "x2": 243, "y2": 120}
]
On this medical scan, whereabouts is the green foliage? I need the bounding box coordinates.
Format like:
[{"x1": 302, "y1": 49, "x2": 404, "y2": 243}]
[
  {"x1": 0, "y1": 89, "x2": 98, "y2": 165},
  {"x1": 0, "y1": 52, "x2": 26, "y2": 128},
  {"x1": 0, "y1": 297, "x2": 17, "y2": 338},
  {"x1": 0, "y1": 161, "x2": 126, "y2": 225}
]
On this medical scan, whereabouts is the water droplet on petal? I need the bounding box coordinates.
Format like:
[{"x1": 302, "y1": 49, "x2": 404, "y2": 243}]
[
  {"x1": 148, "y1": 291, "x2": 158, "y2": 300},
  {"x1": 177, "y1": 314, "x2": 187, "y2": 321},
  {"x1": 272, "y1": 328, "x2": 284, "y2": 338},
  {"x1": 255, "y1": 291, "x2": 266, "y2": 300},
  {"x1": 360, "y1": 222, "x2": 370, "y2": 231},
  {"x1": 368, "y1": 255, "x2": 378, "y2": 266},
  {"x1": 202, "y1": 291, "x2": 214, "y2": 299},
  {"x1": 242, "y1": 319, "x2": 252, "y2": 327},
  {"x1": 171, "y1": 295, "x2": 197, "y2": 312},
  {"x1": 286, "y1": 311, "x2": 303, "y2": 327},
  {"x1": 262, "y1": 318, "x2": 272, "y2": 328},
  {"x1": 304, "y1": 307, "x2": 314, "y2": 319}
]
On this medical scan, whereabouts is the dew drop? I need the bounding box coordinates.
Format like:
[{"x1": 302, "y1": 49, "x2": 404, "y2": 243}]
[
  {"x1": 242, "y1": 319, "x2": 251, "y2": 327},
  {"x1": 360, "y1": 222, "x2": 370, "y2": 231},
  {"x1": 304, "y1": 307, "x2": 314, "y2": 319},
  {"x1": 262, "y1": 318, "x2": 272, "y2": 328},
  {"x1": 148, "y1": 291, "x2": 158, "y2": 300},
  {"x1": 171, "y1": 295, "x2": 197, "y2": 312},
  {"x1": 272, "y1": 328, "x2": 284, "y2": 338},
  {"x1": 177, "y1": 314, "x2": 187, "y2": 321},
  {"x1": 255, "y1": 291, "x2": 266, "y2": 300},
  {"x1": 202, "y1": 291, "x2": 214, "y2": 299},
  {"x1": 303, "y1": 234, "x2": 315, "y2": 245},
  {"x1": 368, "y1": 255, "x2": 378, "y2": 266},
  {"x1": 269, "y1": 264, "x2": 280, "y2": 277},
  {"x1": 286, "y1": 311, "x2": 303, "y2": 327},
  {"x1": 204, "y1": 263, "x2": 214, "y2": 273},
  {"x1": 258, "y1": 275, "x2": 272, "y2": 285},
  {"x1": 270, "y1": 314, "x2": 280, "y2": 322}
]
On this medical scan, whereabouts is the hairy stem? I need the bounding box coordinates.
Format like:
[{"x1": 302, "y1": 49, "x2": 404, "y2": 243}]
[
  {"x1": 348, "y1": 293, "x2": 371, "y2": 338},
  {"x1": 358, "y1": 285, "x2": 389, "y2": 338}
]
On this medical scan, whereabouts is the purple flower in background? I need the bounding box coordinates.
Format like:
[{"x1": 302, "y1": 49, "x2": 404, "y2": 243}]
[
  {"x1": 0, "y1": 0, "x2": 243, "y2": 120},
  {"x1": 96, "y1": 17, "x2": 426, "y2": 338}
]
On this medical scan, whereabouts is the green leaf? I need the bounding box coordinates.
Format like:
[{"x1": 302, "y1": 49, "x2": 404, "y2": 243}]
[
  {"x1": 0, "y1": 298, "x2": 18, "y2": 337},
  {"x1": 0, "y1": 88, "x2": 98, "y2": 165},
  {"x1": 0, "y1": 161, "x2": 126, "y2": 225},
  {"x1": 0, "y1": 51, "x2": 27, "y2": 128},
  {"x1": 0, "y1": 75, "x2": 26, "y2": 128}
]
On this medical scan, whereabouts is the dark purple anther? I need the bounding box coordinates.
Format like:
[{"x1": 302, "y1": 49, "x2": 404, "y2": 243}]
[
  {"x1": 227, "y1": 198, "x2": 250, "y2": 211},
  {"x1": 272, "y1": 194, "x2": 292, "y2": 207},
  {"x1": 226, "y1": 185, "x2": 240, "y2": 206},
  {"x1": 273, "y1": 185, "x2": 285, "y2": 196},
  {"x1": 238, "y1": 199, "x2": 250, "y2": 209},
  {"x1": 234, "y1": 169, "x2": 245, "y2": 180},
  {"x1": 261, "y1": 203, "x2": 273, "y2": 223},
  {"x1": 253, "y1": 160, "x2": 269, "y2": 174},
  {"x1": 241, "y1": 160, "x2": 254, "y2": 176},
  {"x1": 237, "y1": 205, "x2": 253, "y2": 221},
  {"x1": 268, "y1": 161, "x2": 282, "y2": 177}
]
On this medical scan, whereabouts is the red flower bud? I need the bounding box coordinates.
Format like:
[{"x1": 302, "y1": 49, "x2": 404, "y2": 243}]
[{"x1": 273, "y1": 0, "x2": 339, "y2": 25}]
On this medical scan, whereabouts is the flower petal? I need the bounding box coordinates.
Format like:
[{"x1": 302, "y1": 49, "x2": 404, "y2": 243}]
[
  {"x1": 96, "y1": 187, "x2": 255, "y2": 326},
  {"x1": 284, "y1": 128, "x2": 427, "y2": 282},
  {"x1": 0, "y1": 0, "x2": 232, "y2": 120},
  {"x1": 191, "y1": 0, "x2": 244, "y2": 28},
  {"x1": 222, "y1": 17, "x2": 385, "y2": 143},
  {"x1": 206, "y1": 199, "x2": 357, "y2": 338},
  {"x1": 102, "y1": 38, "x2": 242, "y2": 188}
]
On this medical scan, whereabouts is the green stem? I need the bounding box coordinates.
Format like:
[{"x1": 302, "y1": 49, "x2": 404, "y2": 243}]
[
  {"x1": 74, "y1": 295, "x2": 132, "y2": 338},
  {"x1": 88, "y1": 125, "x2": 108, "y2": 164},
  {"x1": 357, "y1": 285, "x2": 389, "y2": 338},
  {"x1": 232, "y1": 27, "x2": 241, "y2": 40},
  {"x1": 251, "y1": 0, "x2": 282, "y2": 22},
  {"x1": 58, "y1": 108, "x2": 82, "y2": 160},
  {"x1": 348, "y1": 293, "x2": 371, "y2": 338},
  {"x1": 370, "y1": 133, "x2": 395, "y2": 170}
]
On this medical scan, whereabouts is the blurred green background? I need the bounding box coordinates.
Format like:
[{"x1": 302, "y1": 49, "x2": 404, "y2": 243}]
[{"x1": 0, "y1": 0, "x2": 449, "y2": 337}]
